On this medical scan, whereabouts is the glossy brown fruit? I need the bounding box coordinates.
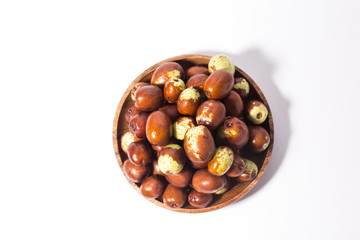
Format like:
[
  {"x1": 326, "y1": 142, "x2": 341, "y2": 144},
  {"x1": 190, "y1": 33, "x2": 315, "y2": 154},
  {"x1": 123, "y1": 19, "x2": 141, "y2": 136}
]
[
  {"x1": 186, "y1": 74, "x2": 208, "y2": 97},
  {"x1": 123, "y1": 159, "x2": 149, "y2": 183},
  {"x1": 131, "y1": 82, "x2": 150, "y2": 101},
  {"x1": 151, "y1": 62, "x2": 185, "y2": 87},
  {"x1": 233, "y1": 77, "x2": 249, "y2": 100},
  {"x1": 245, "y1": 100, "x2": 268, "y2": 125},
  {"x1": 222, "y1": 91, "x2": 244, "y2": 117},
  {"x1": 196, "y1": 100, "x2": 226, "y2": 130},
  {"x1": 237, "y1": 159, "x2": 258, "y2": 182},
  {"x1": 146, "y1": 110, "x2": 172, "y2": 146},
  {"x1": 164, "y1": 78, "x2": 186, "y2": 103},
  {"x1": 135, "y1": 85, "x2": 163, "y2": 111},
  {"x1": 173, "y1": 116, "x2": 196, "y2": 140},
  {"x1": 125, "y1": 105, "x2": 140, "y2": 123},
  {"x1": 120, "y1": 131, "x2": 142, "y2": 154},
  {"x1": 190, "y1": 161, "x2": 208, "y2": 169},
  {"x1": 247, "y1": 126, "x2": 270, "y2": 153},
  {"x1": 216, "y1": 117, "x2": 249, "y2": 149},
  {"x1": 185, "y1": 65, "x2": 209, "y2": 79},
  {"x1": 151, "y1": 138, "x2": 177, "y2": 152},
  {"x1": 192, "y1": 169, "x2": 227, "y2": 194},
  {"x1": 165, "y1": 167, "x2": 193, "y2": 188},
  {"x1": 140, "y1": 176, "x2": 165, "y2": 199},
  {"x1": 226, "y1": 153, "x2": 245, "y2": 177},
  {"x1": 152, "y1": 160, "x2": 165, "y2": 176},
  {"x1": 129, "y1": 112, "x2": 149, "y2": 138},
  {"x1": 159, "y1": 104, "x2": 180, "y2": 122},
  {"x1": 127, "y1": 141, "x2": 152, "y2": 166},
  {"x1": 208, "y1": 146, "x2": 234, "y2": 176},
  {"x1": 158, "y1": 144, "x2": 186, "y2": 175},
  {"x1": 163, "y1": 184, "x2": 187, "y2": 208},
  {"x1": 203, "y1": 70, "x2": 234, "y2": 99},
  {"x1": 188, "y1": 190, "x2": 213, "y2": 208},
  {"x1": 177, "y1": 88, "x2": 201, "y2": 116},
  {"x1": 183, "y1": 125, "x2": 216, "y2": 164},
  {"x1": 214, "y1": 177, "x2": 230, "y2": 194}
]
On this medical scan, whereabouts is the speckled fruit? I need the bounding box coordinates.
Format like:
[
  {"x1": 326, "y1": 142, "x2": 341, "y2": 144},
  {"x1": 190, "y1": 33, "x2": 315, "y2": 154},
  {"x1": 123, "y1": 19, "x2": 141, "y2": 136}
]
[
  {"x1": 204, "y1": 70, "x2": 234, "y2": 99},
  {"x1": 151, "y1": 62, "x2": 185, "y2": 87},
  {"x1": 208, "y1": 54, "x2": 235, "y2": 75},
  {"x1": 177, "y1": 88, "x2": 201, "y2": 116},
  {"x1": 247, "y1": 126, "x2": 270, "y2": 153},
  {"x1": 165, "y1": 167, "x2": 193, "y2": 188},
  {"x1": 216, "y1": 117, "x2": 249, "y2": 149},
  {"x1": 183, "y1": 125, "x2": 216, "y2": 164},
  {"x1": 125, "y1": 105, "x2": 140, "y2": 123},
  {"x1": 135, "y1": 85, "x2": 163, "y2": 112},
  {"x1": 245, "y1": 100, "x2": 268, "y2": 125},
  {"x1": 159, "y1": 104, "x2": 180, "y2": 122},
  {"x1": 226, "y1": 153, "x2": 245, "y2": 178},
  {"x1": 222, "y1": 91, "x2": 244, "y2": 117},
  {"x1": 188, "y1": 190, "x2": 213, "y2": 208},
  {"x1": 120, "y1": 131, "x2": 142, "y2": 154},
  {"x1": 208, "y1": 146, "x2": 234, "y2": 176},
  {"x1": 127, "y1": 141, "x2": 152, "y2": 166},
  {"x1": 163, "y1": 184, "x2": 187, "y2": 208},
  {"x1": 173, "y1": 116, "x2": 196, "y2": 140},
  {"x1": 158, "y1": 144, "x2": 186, "y2": 175},
  {"x1": 129, "y1": 112, "x2": 149, "y2": 138},
  {"x1": 186, "y1": 65, "x2": 209, "y2": 79},
  {"x1": 233, "y1": 77, "x2": 249, "y2": 100},
  {"x1": 146, "y1": 110, "x2": 172, "y2": 146},
  {"x1": 164, "y1": 78, "x2": 186, "y2": 103},
  {"x1": 140, "y1": 176, "x2": 165, "y2": 199},
  {"x1": 238, "y1": 159, "x2": 258, "y2": 182},
  {"x1": 123, "y1": 159, "x2": 149, "y2": 183},
  {"x1": 196, "y1": 100, "x2": 226, "y2": 130},
  {"x1": 186, "y1": 74, "x2": 208, "y2": 97},
  {"x1": 192, "y1": 169, "x2": 227, "y2": 194},
  {"x1": 131, "y1": 82, "x2": 150, "y2": 101}
]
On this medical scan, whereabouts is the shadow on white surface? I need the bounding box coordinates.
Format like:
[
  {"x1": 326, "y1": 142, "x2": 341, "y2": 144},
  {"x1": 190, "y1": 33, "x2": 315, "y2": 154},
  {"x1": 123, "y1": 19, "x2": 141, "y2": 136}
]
[{"x1": 198, "y1": 49, "x2": 291, "y2": 201}]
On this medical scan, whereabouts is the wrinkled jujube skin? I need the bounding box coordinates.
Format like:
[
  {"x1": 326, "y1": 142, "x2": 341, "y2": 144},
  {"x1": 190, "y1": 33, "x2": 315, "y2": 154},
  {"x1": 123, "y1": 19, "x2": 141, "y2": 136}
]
[
  {"x1": 203, "y1": 70, "x2": 234, "y2": 100},
  {"x1": 188, "y1": 189, "x2": 213, "y2": 208},
  {"x1": 163, "y1": 184, "x2": 187, "y2": 208},
  {"x1": 123, "y1": 159, "x2": 149, "y2": 183},
  {"x1": 127, "y1": 141, "x2": 152, "y2": 166},
  {"x1": 129, "y1": 112, "x2": 149, "y2": 138},
  {"x1": 146, "y1": 110, "x2": 172, "y2": 146},
  {"x1": 135, "y1": 85, "x2": 163, "y2": 111}
]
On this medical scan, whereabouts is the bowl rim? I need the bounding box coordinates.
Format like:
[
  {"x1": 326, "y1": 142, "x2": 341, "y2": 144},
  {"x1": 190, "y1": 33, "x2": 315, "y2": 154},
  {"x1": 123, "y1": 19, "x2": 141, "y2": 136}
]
[{"x1": 112, "y1": 54, "x2": 274, "y2": 213}]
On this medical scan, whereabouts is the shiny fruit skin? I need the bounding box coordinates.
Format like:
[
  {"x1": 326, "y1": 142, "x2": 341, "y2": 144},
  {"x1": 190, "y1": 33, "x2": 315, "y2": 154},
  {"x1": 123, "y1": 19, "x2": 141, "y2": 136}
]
[
  {"x1": 214, "y1": 177, "x2": 230, "y2": 194},
  {"x1": 159, "y1": 104, "x2": 180, "y2": 122},
  {"x1": 140, "y1": 176, "x2": 165, "y2": 199},
  {"x1": 164, "y1": 78, "x2": 185, "y2": 103},
  {"x1": 186, "y1": 74, "x2": 208, "y2": 97},
  {"x1": 208, "y1": 54, "x2": 235, "y2": 75},
  {"x1": 177, "y1": 88, "x2": 201, "y2": 116},
  {"x1": 135, "y1": 85, "x2": 163, "y2": 111},
  {"x1": 152, "y1": 160, "x2": 165, "y2": 176},
  {"x1": 233, "y1": 77, "x2": 249, "y2": 100},
  {"x1": 129, "y1": 112, "x2": 149, "y2": 138},
  {"x1": 188, "y1": 190, "x2": 213, "y2": 208},
  {"x1": 247, "y1": 126, "x2": 270, "y2": 153},
  {"x1": 173, "y1": 116, "x2": 196, "y2": 140},
  {"x1": 163, "y1": 184, "x2": 187, "y2": 208},
  {"x1": 204, "y1": 70, "x2": 234, "y2": 100},
  {"x1": 183, "y1": 125, "x2": 216, "y2": 164},
  {"x1": 123, "y1": 159, "x2": 149, "y2": 183},
  {"x1": 186, "y1": 65, "x2": 209, "y2": 79},
  {"x1": 127, "y1": 141, "x2": 152, "y2": 166},
  {"x1": 237, "y1": 159, "x2": 258, "y2": 182},
  {"x1": 158, "y1": 144, "x2": 186, "y2": 175},
  {"x1": 190, "y1": 161, "x2": 208, "y2": 169},
  {"x1": 120, "y1": 131, "x2": 142, "y2": 154},
  {"x1": 226, "y1": 153, "x2": 245, "y2": 177},
  {"x1": 192, "y1": 169, "x2": 227, "y2": 194},
  {"x1": 222, "y1": 91, "x2": 244, "y2": 117},
  {"x1": 196, "y1": 100, "x2": 226, "y2": 130},
  {"x1": 216, "y1": 117, "x2": 249, "y2": 149},
  {"x1": 146, "y1": 110, "x2": 172, "y2": 146},
  {"x1": 207, "y1": 146, "x2": 234, "y2": 176},
  {"x1": 245, "y1": 100, "x2": 268, "y2": 125},
  {"x1": 131, "y1": 82, "x2": 150, "y2": 101},
  {"x1": 125, "y1": 105, "x2": 140, "y2": 123},
  {"x1": 165, "y1": 167, "x2": 193, "y2": 188},
  {"x1": 151, "y1": 62, "x2": 185, "y2": 87}
]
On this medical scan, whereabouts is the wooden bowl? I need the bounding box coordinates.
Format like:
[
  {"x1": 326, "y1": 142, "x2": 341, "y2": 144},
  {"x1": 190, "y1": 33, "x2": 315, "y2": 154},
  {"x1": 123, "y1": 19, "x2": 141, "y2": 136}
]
[{"x1": 112, "y1": 54, "x2": 274, "y2": 213}]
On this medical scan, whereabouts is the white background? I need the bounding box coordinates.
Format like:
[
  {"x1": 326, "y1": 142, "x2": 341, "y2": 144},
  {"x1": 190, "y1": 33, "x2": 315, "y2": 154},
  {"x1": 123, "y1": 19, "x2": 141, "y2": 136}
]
[{"x1": 1, "y1": 0, "x2": 360, "y2": 239}]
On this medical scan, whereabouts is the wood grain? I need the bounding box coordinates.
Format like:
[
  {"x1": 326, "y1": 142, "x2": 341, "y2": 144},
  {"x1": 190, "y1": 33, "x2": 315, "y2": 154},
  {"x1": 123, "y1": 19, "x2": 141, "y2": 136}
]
[{"x1": 112, "y1": 54, "x2": 274, "y2": 213}]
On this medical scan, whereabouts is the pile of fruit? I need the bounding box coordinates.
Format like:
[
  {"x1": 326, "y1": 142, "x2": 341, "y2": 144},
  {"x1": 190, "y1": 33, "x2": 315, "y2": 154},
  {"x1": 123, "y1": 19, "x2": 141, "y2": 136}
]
[{"x1": 120, "y1": 54, "x2": 270, "y2": 209}]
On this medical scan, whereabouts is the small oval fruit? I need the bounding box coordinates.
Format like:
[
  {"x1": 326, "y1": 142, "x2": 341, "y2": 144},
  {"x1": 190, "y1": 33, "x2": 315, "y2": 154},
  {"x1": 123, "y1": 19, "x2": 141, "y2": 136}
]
[
  {"x1": 152, "y1": 160, "x2": 165, "y2": 176},
  {"x1": 159, "y1": 104, "x2": 180, "y2": 122},
  {"x1": 158, "y1": 144, "x2": 186, "y2": 175},
  {"x1": 163, "y1": 184, "x2": 187, "y2": 208},
  {"x1": 173, "y1": 116, "x2": 196, "y2": 140},
  {"x1": 151, "y1": 62, "x2": 185, "y2": 87},
  {"x1": 208, "y1": 54, "x2": 235, "y2": 75},
  {"x1": 216, "y1": 117, "x2": 249, "y2": 149},
  {"x1": 188, "y1": 190, "x2": 213, "y2": 208},
  {"x1": 183, "y1": 125, "x2": 216, "y2": 164},
  {"x1": 125, "y1": 105, "x2": 140, "y2": 123},
  {"x1": 208, "y1": 146, "x2": 234, "y2": 176},
  {"x1": 186, "y1": 65, "x2": 209, "y2": 79},
  {"x1": 165, "y1": 167, "x2": 193, "y2": 188},
  {"x1": 238, "y1": 159, "x2": 258, "y2": 182},
  {"x1": 140, "y1": 176, "x2": 165, "y2": 199},
  {"x1": 247, "y1": 126, "x2": 270, "y2": 153},
  {"x1": 177, "y1": 88, "x2": 201, "y2": 116},
  {"x1": 196, "y1": 100, "x2": 226, "y2": 130},
  {"x1": 214, "y1": 177, "x2": 230, "y2": 194},
  {"x1": 135, "y1": 85, "x2": 163, "y2": 111},
  {"x1": 129, "y1": 112, "x2": 149, "y2": 138},
  {"x1": 226, "y1": 153, "x2": 245, "y2": 178},
  {"x1": 131, "y1": 82, "x2": 150, "y2": 101},
  {"x1": 192, "y1": 169, "x2": 227, "y2": 194},
  {"x1": 204, "y1": 70, "x2": 234, "y2": 99},
  {"x1": 222, "y1": 91, "x2": 244, "y2": 117},
  {"x1": 120, "y1": 131, "x2": 142, "y2": 154},
  {"x1": 233, "y1": 77, "x2": 249, "y2": 100},
  {"x1": 164, "y1": 78, "x2": 186, "y2": 103},
  {"x1": 186, "y1": 74, "x2": 208, "y2": 97},
  {"x1": 146, "y1": 110, "x2": 172, "y2": 146},
  {"x1": 245, "y1": 100, "x2": 268, "y2": 125},
  {"x1": 123, "y1": 159, "x2": 149, "y2": 183},
  {"x1": 127, "y1": 141, "x2": 152, "y2": 166}
]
